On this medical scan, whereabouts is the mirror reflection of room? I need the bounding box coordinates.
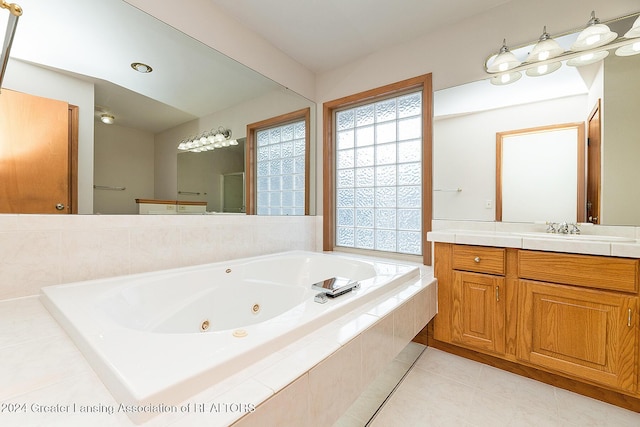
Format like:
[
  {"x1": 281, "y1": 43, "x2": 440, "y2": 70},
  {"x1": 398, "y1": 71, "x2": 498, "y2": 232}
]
[
  {"x1": 433, "y1": 13, "x2": 640, "y2": 227},
  {"x1": 0, "y1": 0, "x2": 315, "y2": 215}
]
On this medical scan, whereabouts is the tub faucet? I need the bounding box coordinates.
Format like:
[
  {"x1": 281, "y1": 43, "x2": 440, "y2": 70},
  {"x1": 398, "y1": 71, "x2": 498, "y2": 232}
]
[{"x1": 312, "y1": 277, "x2": 360, "y2": 303}]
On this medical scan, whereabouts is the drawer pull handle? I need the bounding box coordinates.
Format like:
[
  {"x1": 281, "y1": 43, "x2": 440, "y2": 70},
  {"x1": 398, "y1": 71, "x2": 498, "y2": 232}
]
[
  {"x1": 474, "y1": 256, "x2": 481, "y2": 263},
  {"x1": 628, "y1": 308, "x2": 632, "y2": 327},
  {"x1": 495, "y1": 286, "x2": 500, "y2": 302}
]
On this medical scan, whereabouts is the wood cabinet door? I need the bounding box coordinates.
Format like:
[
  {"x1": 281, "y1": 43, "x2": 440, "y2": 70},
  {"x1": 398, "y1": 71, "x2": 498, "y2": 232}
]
[
  {"x1": 452, "y1": 271, "x2": 506, "y2": 354},
  {"x1": 517, "y1": 279, "x2": 638, "y2": 393},
  {"x1": 0, "y1": 89, "x2": 70, "y2": 213}
]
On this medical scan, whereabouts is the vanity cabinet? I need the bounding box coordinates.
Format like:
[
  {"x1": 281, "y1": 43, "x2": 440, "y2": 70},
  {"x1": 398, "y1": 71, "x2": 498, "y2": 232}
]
[
  {"x1": 451, "y1": 271, "x2": 505, "y2": 354},
  {"x1": 515, "y1": 250, "x2": 638, "y2": 393},
  {"x1": 432, "y1": 242, "x2": 640, "y2": 403},
  {"x1": 434, "y1": 245, "x2": 506, "y2": 354},
  {"x1": 517, "y1": 279, "x2": 637, "y2": 392}
]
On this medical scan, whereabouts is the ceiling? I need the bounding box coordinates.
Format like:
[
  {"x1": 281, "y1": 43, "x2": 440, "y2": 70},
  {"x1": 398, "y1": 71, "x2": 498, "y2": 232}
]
[
  {"x1": 209, "y1": 0, "x2": 511, "y2": 73},
  {"x1": 4, "y1": 0, "x2": 284, "y2": 133}
]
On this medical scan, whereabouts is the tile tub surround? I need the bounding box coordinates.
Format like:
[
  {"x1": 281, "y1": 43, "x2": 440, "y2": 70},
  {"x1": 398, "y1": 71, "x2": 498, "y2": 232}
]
[
  {"x1": 0, "y1": 264, "x2": 436, "y2": 427},
  {"x1": 428, "y1": 223, "x2": 640, "y2": 257},
  {"x1": 0, "y1": 214, "x2": 320, "y2": 301}
]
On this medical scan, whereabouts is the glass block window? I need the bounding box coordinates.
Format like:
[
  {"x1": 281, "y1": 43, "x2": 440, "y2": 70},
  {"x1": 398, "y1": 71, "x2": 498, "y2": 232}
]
[
  {"x1": 335, "y1": 91, "x2": 422, "y2": 255},
  {"x1": 256, "y1": 119, "x2": 306, "y2": 215}
]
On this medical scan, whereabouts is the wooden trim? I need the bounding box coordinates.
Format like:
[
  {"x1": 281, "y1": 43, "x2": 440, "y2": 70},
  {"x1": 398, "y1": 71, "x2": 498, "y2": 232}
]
[
  {"x1": 422, "y1": 75, "x2": 433, "y2": 266},
  {"x1": 587, "y1": 100, "x2": 602, "y2": 224},
  {"x1": 245, "y1": 108, "x2": 311, "y2": 215},
  {"x1": 495, "y1": 133, "x2": 503, "y2": 221},
  {"x1": 322, "y1": 100, "x2": 336, "y2": 251},
  {"x1": 576, "y1": 122, "x2": 586, "y2": 222},
  {"x1": 496, "y1": 122, "x2": 585, "y2": 223},
  {"x1": 322, "y1": 74, "x2": 433, "y2": 265},
  {"x1": 177, "y1": 200, "x2": 208, "y2": 206},
  {"x1": 68, "y1": 105, "x2": 79, "y2": 214},
  {"x1": 427, "y1": 336, "x2": 640, "y2": 413},
  {"x1": 135, "y1": 199, "x2": 206, "y2": 206}
]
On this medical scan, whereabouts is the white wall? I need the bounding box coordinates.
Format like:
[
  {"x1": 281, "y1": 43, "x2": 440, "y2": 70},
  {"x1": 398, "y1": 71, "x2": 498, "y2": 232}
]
[
  {"x1": 177, "y1": 149, "x2": 244, "y2": 212},
  {"x1": 154, "y1": 88, "x2": 314, "y2": 202},
  {"x1": 3, "y1": 59, "x2": 95, "y2": 213},
  {"x1": 93, "y1": 123, "x2": 155, "y2": 214},
  {"x1": 433, "y1": 95, "x2": 588, "y2": 221},
  {"x1": 602, "y1": 54, "x2": 640, "y2": 225}
]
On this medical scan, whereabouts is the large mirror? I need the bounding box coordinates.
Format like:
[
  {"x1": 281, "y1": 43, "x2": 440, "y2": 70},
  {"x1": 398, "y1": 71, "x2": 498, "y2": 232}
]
[
  {"x1": 433, "y1": 13, "x2": 640, "y2": 226},
  {"x1": 1, "y1": 0, "x2": 316, "y2": 215}
]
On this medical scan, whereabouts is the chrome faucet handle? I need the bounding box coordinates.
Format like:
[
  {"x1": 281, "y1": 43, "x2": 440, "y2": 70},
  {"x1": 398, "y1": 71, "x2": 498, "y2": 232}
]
[
  {"x1": 569, "y1": 223, "x2": 581, "y2": 234},
  {"x1": 557, "y1": 222, "x2": 569, "y2": 234},
  {"x1": 545, "y1": 221, "x2": 557, "y2": 233}
]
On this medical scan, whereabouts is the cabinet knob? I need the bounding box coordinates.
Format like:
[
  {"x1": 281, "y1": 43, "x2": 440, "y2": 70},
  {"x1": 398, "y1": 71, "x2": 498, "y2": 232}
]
[{"x1": 474, "y1": 256, "x2": 481, "y2": 263}]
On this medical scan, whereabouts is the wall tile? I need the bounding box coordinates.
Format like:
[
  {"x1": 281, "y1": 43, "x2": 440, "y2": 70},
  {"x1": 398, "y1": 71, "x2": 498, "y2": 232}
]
[
  {"x1": 393, "y1": 299, "x2": 415, "y2": 356},
  {"x1": 361, "y1": 314, "x2": 395, "y2": 388},
  {"x1": 308, "y1": 336, "x2": 362, "y2": 427},
  {"x1": 232, "y1": 375, "x2": 309, "y2": 427},
  {"x1": 0, "y1": 230, "x2": 61, "y2": 299},
  {"x1": 60, "y1": 228, "x2": 131, "y2": 283},
  {"x1": 0, "y1": 215, "x2": 319, "y2": 300}
]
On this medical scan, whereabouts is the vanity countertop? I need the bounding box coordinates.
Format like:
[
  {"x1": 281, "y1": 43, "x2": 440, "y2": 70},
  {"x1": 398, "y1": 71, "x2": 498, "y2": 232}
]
[{"x1": 427, "y1": 229, "x2": 640, "y2": 258}]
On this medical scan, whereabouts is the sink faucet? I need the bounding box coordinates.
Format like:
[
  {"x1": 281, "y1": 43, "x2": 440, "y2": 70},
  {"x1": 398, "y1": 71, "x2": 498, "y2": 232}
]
[{"x1": 557, "y1": 222, "x2": 569, "y2": 234}]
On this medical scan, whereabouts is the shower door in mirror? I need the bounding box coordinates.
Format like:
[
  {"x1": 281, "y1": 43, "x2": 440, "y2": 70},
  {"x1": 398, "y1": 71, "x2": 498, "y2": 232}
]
[{"x1": 0, "y1": 89, "x2": 77, "y2": 213}]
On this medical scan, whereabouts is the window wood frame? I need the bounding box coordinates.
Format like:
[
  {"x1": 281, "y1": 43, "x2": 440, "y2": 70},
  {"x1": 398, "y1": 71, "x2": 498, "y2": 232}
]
[
  {"x1": 245, "y1": 107, "x2": 311, "y2": 215},
  {"x1": 322, "y1": 74, "x2": 433, "y2": 265}
]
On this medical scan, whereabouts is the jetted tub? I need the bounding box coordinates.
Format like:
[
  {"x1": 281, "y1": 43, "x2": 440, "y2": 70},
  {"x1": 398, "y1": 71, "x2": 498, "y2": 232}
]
[{"x1": 41, "y1": 250, "x2": 420, "y2": 423}]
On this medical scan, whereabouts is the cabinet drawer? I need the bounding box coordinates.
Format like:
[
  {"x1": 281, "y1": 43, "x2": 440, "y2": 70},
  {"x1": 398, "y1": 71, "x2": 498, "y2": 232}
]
[
  {"x1": 452, "y1": 245, "x2": 505, "y2": 275},
  {"x1": 518, "y1": 251, "x2": 639, "y2": 293}
]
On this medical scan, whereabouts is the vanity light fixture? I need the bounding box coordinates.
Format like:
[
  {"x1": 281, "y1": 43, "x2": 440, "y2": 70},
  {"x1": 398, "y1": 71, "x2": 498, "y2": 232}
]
[
  {"x1": 486, "y1": 11, "x2": 640, "y2": 85},
  {"x1": 526, "y1": 27, "x2": 564, "y2": 62},
  {"x1": 566, "y1": 50, "x2": 609, "y2": 67},
  {"x1": 616, "y1": 16, "x2": 640, "y2": 56},
  {"x1": 570, "y1": 11, "x2": 617, "y2": 51},
  {"x1": 525, "y1": 61, "x2": 562, "y2": 77},
  {"x1": 100, "y1": 114, "x2": 115, "y2": 124},
  {"x1": 624, "y1": 15, "x2": 640, "y2": 38},
  {"x1": 486, "y1": 39, "x2": 521, "y2": 73},
  {"x1": 177, "y1": 126, "x2": 238, "y2": 153},
  {"x1": 130, "y1": 62, "x2": 153, "y2": 73},
  {"x1": 490, "y1": 71, "x2": 522, "y2": 86}
]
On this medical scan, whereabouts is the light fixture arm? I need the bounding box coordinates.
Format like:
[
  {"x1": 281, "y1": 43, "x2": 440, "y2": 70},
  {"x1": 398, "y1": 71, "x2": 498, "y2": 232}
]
[
  {"x1": 586, "y1": 10, "x2": 599, "y2": 27},
  {"x1": 0, "y1": 1, "x2": 22, "y2": 93},
  {"x1": 217, "y1": 126, "x2": 232, "y2": 139},
  {"x1": 1, "y1": 1, "x2": 22, "y2": 16}
]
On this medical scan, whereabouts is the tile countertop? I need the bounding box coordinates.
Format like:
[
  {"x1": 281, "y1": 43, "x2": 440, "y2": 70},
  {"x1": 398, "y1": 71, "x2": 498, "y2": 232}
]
[{"x1": 427, "y1": 229, "x2": 640, "y2": 258}]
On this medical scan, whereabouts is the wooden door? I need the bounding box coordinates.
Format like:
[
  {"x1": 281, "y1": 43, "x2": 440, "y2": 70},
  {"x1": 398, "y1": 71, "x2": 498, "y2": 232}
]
[
  {"x1": 517, "y1": 279, "x2": 637, "y2": 392},
  {"x1": 452, "y1": 271, "x2": 505, "y2": 354},
  {"x1": 0, "y1": 89, "x2": 71, "y2": 213},
  {"x1": 587, "y1": 100, "x2": 601, "y2": 224}
]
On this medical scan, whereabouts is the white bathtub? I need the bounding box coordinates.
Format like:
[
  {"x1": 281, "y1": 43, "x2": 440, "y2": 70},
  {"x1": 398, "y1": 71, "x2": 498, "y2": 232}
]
[{"x1": 41, "y1": 250, "x2": 420, "y2": 423}]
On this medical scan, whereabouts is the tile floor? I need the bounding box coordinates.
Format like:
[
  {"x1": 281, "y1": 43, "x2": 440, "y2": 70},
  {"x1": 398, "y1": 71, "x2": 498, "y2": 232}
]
[{"x1": 340, "y1": 345, "x2": 640, "y2": 427}]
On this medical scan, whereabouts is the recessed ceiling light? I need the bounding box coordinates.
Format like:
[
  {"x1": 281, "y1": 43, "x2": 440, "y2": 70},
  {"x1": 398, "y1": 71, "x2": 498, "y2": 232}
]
[
  {"x1": 131, "y1": 62, "x2": 153, "y2": 73},
  {"x1": 100, "y1": 114, "x2": 115, "y2": 124}
]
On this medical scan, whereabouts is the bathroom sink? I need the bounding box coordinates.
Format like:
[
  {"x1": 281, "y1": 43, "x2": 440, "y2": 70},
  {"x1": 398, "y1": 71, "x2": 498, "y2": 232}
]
[{"x1": 513, "y1": 232, "x2": 636, "y2": 243}]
